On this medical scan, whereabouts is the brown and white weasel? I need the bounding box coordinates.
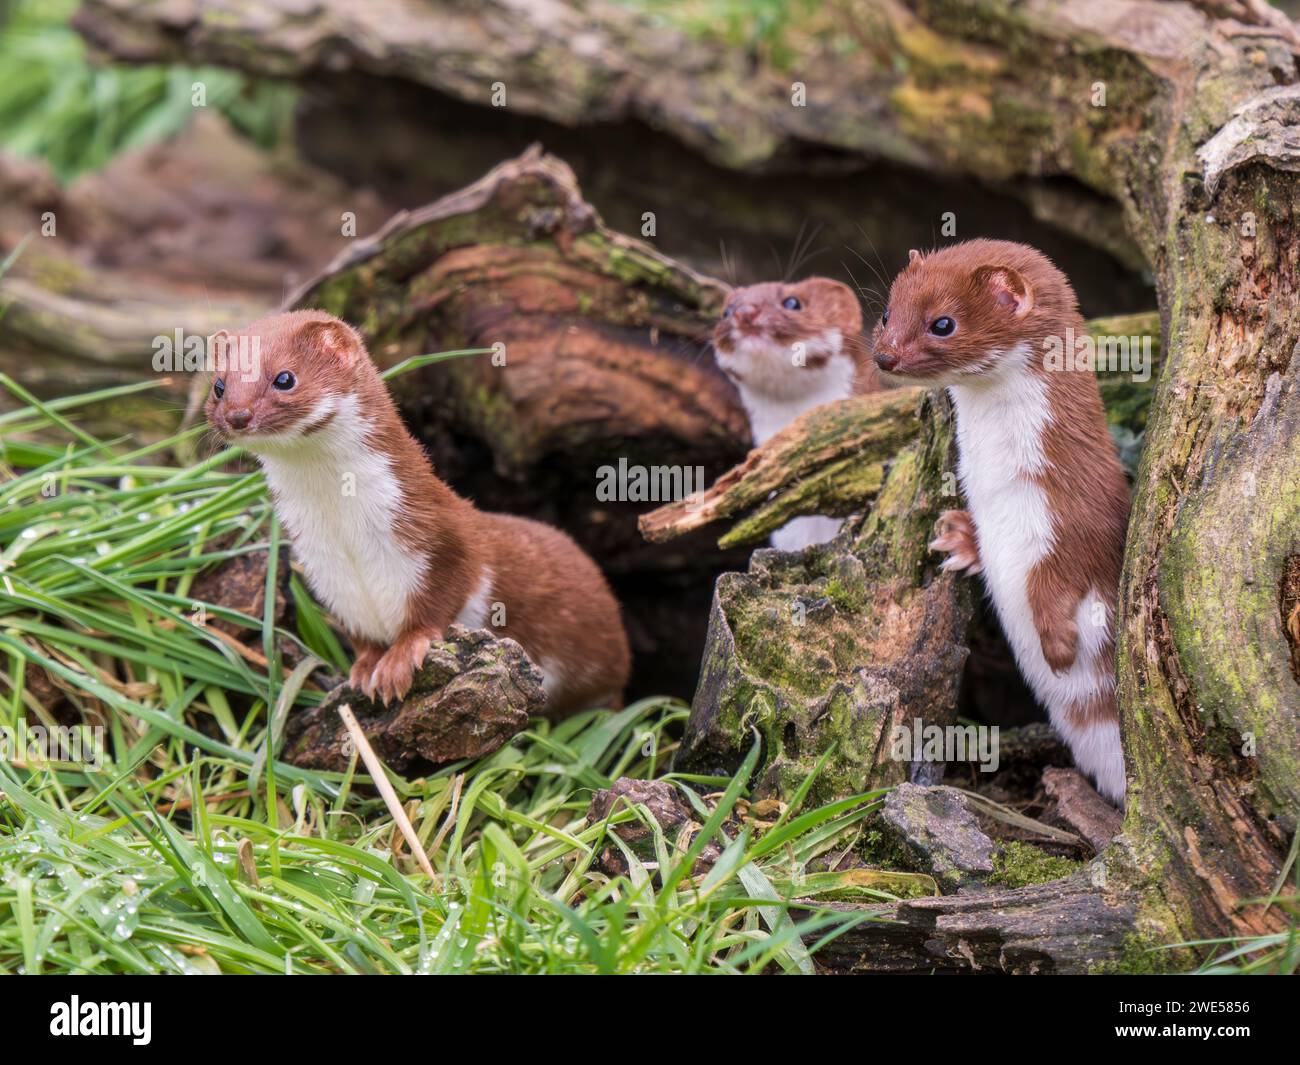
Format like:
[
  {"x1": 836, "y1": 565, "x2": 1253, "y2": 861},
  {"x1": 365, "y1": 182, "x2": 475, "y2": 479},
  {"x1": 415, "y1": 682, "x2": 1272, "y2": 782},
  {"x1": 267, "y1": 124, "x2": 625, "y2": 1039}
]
[
  {"x1": 871, "y1": 241, "x2": 1130, "y2": 802},
  {"x1": 713, "y1": 277, "x2": 877, "y2": 551},
  {"x1": 204, "y1": 310, "x2": 631, "y2": 713}
]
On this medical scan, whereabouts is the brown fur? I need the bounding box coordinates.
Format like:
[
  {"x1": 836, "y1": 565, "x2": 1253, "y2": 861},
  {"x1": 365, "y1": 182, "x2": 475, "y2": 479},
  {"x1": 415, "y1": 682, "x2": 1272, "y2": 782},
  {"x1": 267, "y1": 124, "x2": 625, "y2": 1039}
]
[
  {"x1": 715, "y1": 277, "x2": 879, "y2": 394},
  {"x1": 205, "y1": 310, "x2": 631, "y2": 714},
  {"x1": 873, "y1": 240, "x2": 1130, "y2": 718}
]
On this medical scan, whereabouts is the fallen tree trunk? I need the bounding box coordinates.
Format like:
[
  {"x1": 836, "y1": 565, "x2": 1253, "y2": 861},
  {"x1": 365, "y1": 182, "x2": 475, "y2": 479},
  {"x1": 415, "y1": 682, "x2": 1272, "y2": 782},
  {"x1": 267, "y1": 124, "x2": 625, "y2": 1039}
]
[{"x1": 70, "y1": 0, "x2": 1148, "y2": 270}]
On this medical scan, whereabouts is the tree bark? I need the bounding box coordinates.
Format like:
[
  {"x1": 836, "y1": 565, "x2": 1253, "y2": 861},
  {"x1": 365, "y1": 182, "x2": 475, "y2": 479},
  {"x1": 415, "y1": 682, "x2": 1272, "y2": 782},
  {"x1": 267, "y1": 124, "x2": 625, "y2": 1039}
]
[{"x1": 673, "y1": 394, "x2": 974, "y2": 806}]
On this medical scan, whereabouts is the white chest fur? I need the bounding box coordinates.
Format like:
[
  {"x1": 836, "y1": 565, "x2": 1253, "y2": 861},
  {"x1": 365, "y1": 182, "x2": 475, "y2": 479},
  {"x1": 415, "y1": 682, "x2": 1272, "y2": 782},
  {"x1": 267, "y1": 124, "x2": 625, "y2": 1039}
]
[
  {"x1": 947, "y1": 350, "x2": 1110, "y2": 715},
  {"x1": 720, "y1": 332, "x2": 855, "y2": 446},
  {"x1": 255, "y1": 395, "x2": 426, "y2": 644},
  {"x1": 717, "y1": 334, "x2": 852, "y2": 552}
]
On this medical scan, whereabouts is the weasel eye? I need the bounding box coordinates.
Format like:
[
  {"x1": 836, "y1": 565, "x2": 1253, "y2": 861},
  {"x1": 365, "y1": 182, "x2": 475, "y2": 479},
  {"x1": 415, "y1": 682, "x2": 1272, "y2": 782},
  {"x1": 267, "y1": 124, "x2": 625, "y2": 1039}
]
[
  {"x1": 929, "y1": 317, "x2": 955, "y2": 337},
  {"x1": 212, "y1": 379, "x2": 225, "y2": 399},
  {"x1": 723, "y1": 305, "x2": 734, "y2": 318},
  {"x1": 782, "y1": 296, "x2": 802, "y2": 311},
  {"x1": 881, "y1": 310, "x2": 890, "y2": 326},
  {"x1": 272, "y1": 371, "x2": 296, "y2": 391}
]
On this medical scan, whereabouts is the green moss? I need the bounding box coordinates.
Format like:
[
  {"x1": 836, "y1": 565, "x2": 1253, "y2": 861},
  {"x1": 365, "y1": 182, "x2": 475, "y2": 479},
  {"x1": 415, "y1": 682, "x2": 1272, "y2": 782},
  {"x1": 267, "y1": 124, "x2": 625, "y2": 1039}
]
[
  {"x1": 1089, "y1": 933, "x2": 1182, "y2": 975},
  {"x1": 988, "y1": 842, "x2": 1080, "y2": 887},
  {"x1": 860, "y1": 824, "x2": 921, "y2": 873}
]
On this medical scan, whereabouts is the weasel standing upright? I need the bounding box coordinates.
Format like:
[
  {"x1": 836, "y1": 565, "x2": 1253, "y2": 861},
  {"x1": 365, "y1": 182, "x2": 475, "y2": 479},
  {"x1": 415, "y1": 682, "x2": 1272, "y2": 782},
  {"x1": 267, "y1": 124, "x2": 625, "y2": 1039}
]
[
  {"x1": 871, "y1": 241, "x2": 1130, "y2": 802},
  {"x1": 712, "y1": 277, "x2": 877, "y2": 551},
  {"x1": 205, "y1": 310, "x2": 631, "y2": 714}
]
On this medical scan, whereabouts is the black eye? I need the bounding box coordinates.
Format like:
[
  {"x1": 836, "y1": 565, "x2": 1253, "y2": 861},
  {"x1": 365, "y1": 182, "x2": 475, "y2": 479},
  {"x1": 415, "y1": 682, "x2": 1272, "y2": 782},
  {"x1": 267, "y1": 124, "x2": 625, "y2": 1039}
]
[
  {"x1": 881, "y1": 310, "x2": 890, "y2": 326},
  {"x1": 212, "y1": 379, "x2": 225, "y2": 399},
  {"x1": 723, "y1": 305, "x2": 734, "y2": 318},
  {"x1": 929, "y1": 317, "x2": 955, "y2": 337},
  {"x1": 782, "y1": 296, "x2": 802, "y2": 311},
  {"x1": 272, "y1": 371, "x2": 296, "y2": 391}
]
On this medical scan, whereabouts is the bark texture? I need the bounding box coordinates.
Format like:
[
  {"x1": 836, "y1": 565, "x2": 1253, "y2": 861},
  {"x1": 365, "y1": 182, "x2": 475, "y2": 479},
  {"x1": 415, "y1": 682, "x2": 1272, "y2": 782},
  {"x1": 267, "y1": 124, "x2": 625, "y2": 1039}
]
[
  {"x1": 283, "y1": 627, "x2": 545, "y2": 772},
  {"x1": 288, "y1": 146, "x2": 746, "y2": 480},
  {"x1": 674, "y1": 394, "x2": 973, "y2": 806}
]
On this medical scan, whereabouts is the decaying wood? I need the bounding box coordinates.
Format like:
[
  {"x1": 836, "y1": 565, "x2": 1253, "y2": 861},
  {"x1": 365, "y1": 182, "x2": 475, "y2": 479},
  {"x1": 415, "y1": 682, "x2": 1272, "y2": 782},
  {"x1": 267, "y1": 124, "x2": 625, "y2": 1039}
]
[
  {"x1": 287, "y1": 145, "x2": 747, "y2": 478},
  {"x1": 814, "y1": 875, "x2": 1137, "y2": 975},
  {"x1": 283, "y1": 627, "x2": 545, "y2": 772},
  {"x1": 1043, "y1": 768, "x2": 1124, "y2": 854},
  {"x1": 638, "y1": 387, "x2": 924, "y2": 547},
  {"x1": 71, "y1": 0, "x2": 1145, "y2": 269},
  {"x1": 673, "y1": 393, "x2": 974, "y2": 806}
]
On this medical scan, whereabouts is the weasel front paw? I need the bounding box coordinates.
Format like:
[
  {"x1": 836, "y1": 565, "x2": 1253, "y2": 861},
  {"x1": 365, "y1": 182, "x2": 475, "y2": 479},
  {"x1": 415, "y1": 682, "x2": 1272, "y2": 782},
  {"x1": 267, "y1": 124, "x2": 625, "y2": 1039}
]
[
  {"x1": 348, "y1": 643, "x2": 383, "y2": 690},
  {"x1": 929, "y1": 509, "x2": 982, "y2": 575},
  {"x1": 365, "y1": 631, "x2": 436, "y2": 705}
]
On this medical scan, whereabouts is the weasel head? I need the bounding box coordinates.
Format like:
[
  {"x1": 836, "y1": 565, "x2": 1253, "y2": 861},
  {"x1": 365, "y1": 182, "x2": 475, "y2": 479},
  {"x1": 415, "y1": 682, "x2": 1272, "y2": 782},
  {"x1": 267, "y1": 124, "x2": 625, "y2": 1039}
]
[
  {"x1": 713, "y1": 277, "x2": 866, "y2": 402},
  {"x1": 871, "y1": 240, "x2": 1078, "y2": 387},
  {"x1": 204, "y1": 311, "x2": 369, "y2": 454}
]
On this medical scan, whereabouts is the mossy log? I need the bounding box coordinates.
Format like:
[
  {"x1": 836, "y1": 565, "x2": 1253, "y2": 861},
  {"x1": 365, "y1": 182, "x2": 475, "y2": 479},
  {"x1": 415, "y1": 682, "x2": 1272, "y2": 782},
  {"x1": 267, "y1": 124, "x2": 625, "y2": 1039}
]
[
  {"x1": 289, "y1": 146, "x2": 746, "y2": 479},
  {"x1": 674, "y1": 394, "x2": 973, "y2": 807},
  {"x1": 72, "y1": 0, "x2": 1145, "y2": 268}
]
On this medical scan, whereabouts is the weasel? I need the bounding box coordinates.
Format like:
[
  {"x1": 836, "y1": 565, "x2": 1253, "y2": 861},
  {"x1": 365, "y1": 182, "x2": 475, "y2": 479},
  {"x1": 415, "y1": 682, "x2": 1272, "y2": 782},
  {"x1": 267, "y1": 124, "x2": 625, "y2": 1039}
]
[
  {"x1": 871, "y1": 241, "x2": 1130, "y2": 803},
  {"x1": 713, "y1": 277, "x2": 877, "y2": 552},
  {"x1": 205, "y1": 310, "x2": 631, "y2": 713}
]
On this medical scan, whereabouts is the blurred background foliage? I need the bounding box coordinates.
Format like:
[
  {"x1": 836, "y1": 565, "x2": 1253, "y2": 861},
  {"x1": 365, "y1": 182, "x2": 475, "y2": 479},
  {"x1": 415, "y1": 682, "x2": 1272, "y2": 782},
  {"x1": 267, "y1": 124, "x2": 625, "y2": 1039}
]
[{"x1": 0, "y1": 0, "x2": 296, "y2": 181}]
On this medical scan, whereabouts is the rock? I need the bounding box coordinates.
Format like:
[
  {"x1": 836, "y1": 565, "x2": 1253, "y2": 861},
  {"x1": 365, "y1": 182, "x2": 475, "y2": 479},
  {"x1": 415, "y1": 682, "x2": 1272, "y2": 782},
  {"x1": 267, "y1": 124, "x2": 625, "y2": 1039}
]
[
  {"x1": 586, "y1": 777, "x2": 722, "y2": 878},
  {"x1": 879, "y1": 783, "x2": 995, "y2": 893},
  {"x1": 283, "y1": 626, "x2": 545, "y2": 773}
]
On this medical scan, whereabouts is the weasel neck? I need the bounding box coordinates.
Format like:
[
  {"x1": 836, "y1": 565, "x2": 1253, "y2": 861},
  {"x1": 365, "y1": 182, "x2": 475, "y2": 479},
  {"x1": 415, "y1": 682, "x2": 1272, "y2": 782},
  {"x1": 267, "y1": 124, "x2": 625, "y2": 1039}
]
[
  {"x1": 734, "y1": 351, "x2": 855, "y2": 445},
  {"x1": 251, "y1": 395, "x2": 430, "y2": 644}
]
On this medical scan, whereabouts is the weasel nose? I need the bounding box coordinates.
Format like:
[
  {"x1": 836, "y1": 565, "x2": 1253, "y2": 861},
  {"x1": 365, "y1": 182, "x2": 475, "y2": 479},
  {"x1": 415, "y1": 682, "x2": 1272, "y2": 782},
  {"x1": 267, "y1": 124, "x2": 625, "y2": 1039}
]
[
  {"x1": 226, "y1": 408, "x2": 253, "y2": 430},
  {"x1": 732, "y1": 302, "x2": 761, "y2": 327},
  {"x1": 874, "y1": 350, "x2": 899, "y2": 372}
]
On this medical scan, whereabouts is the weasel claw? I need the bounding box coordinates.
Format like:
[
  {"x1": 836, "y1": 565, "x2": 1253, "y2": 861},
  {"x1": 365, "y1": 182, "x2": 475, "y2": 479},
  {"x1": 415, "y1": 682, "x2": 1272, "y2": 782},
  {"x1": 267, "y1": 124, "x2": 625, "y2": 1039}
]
[{"x1": 930, "y1": 509, "x2": 982, "y2": 575}]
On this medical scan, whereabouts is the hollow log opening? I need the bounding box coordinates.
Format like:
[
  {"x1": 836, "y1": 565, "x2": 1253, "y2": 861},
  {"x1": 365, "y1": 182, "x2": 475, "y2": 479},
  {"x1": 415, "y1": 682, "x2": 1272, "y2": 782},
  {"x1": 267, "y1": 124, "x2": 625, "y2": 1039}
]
[{"x1": 296, "y1": 73, "x2": 1154, "y2": 314}]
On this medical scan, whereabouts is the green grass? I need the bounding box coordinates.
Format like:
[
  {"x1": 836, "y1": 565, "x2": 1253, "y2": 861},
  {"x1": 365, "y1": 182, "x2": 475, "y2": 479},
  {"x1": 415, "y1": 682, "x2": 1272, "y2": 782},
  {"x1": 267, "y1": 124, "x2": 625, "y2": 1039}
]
[
  {"x1": 0, "y1": 372, "x2": 901, "y2": 973},
  {"x1": 0, "y1": 0, "x2": 296, "y2": 181}
]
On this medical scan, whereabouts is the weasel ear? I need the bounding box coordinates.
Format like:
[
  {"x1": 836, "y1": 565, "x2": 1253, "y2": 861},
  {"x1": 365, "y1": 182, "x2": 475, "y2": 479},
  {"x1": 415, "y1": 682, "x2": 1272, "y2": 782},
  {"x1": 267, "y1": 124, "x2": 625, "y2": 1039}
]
[
  {"x1": 208, "y1": 329, "x2": 231, "y2": 365},
  {"x1": 297, "y1": 317, "x2": 363, "y2": 365},
  {"x1": 907, "y1": 249, "x2": 923, "y2": 267},
  {"x1": 973, "y1": 265, "x2": 1035, "y2": 317}
]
